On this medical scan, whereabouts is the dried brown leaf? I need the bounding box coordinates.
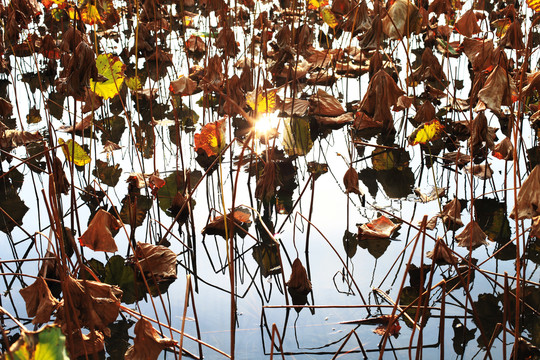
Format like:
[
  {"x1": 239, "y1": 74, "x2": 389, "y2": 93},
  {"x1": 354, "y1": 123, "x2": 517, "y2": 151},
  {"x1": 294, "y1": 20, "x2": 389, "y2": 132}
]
[
  {"x1": 455, "y1": 221, "x2": 488, "y2": 248},
  {"x1": 510, "y1": 165, "x2": 540, "y2": 219},
  {"x1": 79, "y1": 209, "x2": 122, "y2": 252},
  {"x1": 426, "y1": 238, "x2": 458, "y2": 265},
  {"x1": 358, "y1": 216, "x2": 400, "y2": 239},
  {"x1": 125, "y1": 318, "x2": 177, "y2": 360},
  {"x1": 19, "y1": 277, "x2": 59, "y2": 324},
  {"x1": 134, "y1": 242, "x2": 177, "y2": 281}
]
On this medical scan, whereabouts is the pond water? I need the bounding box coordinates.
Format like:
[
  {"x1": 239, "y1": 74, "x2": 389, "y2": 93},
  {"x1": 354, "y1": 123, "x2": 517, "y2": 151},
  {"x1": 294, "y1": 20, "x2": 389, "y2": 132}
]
[{"x1": 1, "y1": 0, "x2": 540, "y2": 358}]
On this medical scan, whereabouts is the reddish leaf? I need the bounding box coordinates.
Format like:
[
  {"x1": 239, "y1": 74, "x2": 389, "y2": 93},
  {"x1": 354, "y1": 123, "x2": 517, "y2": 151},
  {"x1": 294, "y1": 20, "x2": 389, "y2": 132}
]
[
  {"x1": 79, "y1": 209, "x2": 122, "y2": 252},
  {"x1": 125, "y1": 318, "x2": 177, "y2": 360},
  {"x1": 461, "y1": 38, "x2": 494, "y2": 72},
  {"x1": 477, "y1": 65, "x2": 518, "y2": 113},
  {"x1": 343, "y1": 166, "x2": 362, "y2": 195},
  {"x1": 202, "y1": 207, "x2": 252, "y2": 239},
  {"x1": 493, "y1": 137, "x2": 513, "y2": 160},
  {"x1": 194, "y1": 119, "x2": 226, "y2": 157},
  {"x1": 309, "y1": 89, "x2": 345, "y2": 117},
  {"x1": 133, "y1": 242, "x2": 177, "y2": 281},
  {"x1": 455, "y1": 9, "x2": 481, "y2": 37},
  {"x1": 358, "y1": 216, "x2": 400, "y2": 239},
  {"x1": 426, "y1": 238, "x2": 458, "y2": 265}
]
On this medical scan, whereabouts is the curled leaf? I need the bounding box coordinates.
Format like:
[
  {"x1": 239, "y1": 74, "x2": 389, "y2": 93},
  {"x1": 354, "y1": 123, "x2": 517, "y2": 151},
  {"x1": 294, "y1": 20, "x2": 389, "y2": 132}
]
[
  {"x1": 79, "y1": 209, "x2": 122, "y2": 252},
  {"x1": 426, "y1": 238, "x2": 458, "y2": 265},
  {"x1": 358, "y1": 215, "x2": 400, "y2": 239},
  {"x1": 19, "y1": 277, "x2": 60, "y2": 324},
  {"x1": 194, "y1": 119, "x2": 226, "y2": 157},
  {"x1": 343, "y1": 166, "x2": 362, "y2": 195},
  {"x1": 510, "y1": 165, "x2": 540, "y2": 219},
  {"x1": 125, "y1": 318, "x2": 177, "y2": 360}
]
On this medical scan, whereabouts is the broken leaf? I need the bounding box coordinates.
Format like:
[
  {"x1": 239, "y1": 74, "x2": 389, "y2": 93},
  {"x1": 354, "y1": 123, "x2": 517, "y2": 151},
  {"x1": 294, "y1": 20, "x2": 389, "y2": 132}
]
[{"x1": 510, "y1": 165, "x2": 540, "y2": 219}]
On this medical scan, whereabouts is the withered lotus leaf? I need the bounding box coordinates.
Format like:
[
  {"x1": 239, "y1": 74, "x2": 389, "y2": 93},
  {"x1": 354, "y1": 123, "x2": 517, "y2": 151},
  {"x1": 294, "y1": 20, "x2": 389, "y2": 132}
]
[
  {"x1": 133, "y1": 242, "x2": 177, "y2": 281},
  {"x1": 68, "y1": 330, "x2": 105, "y2": 359},
  {"x1": 215, "y1": 26, "x2": 239, "y2": 57},
  {"x1": 286, "y1": 258, "x2": 312, "y2": 297},
  {"x1": 0, "y1": 125, "x2": 43, "y2": 150},
  {"x1": 256, "y1": 160, "x2": 279, "y2": 202},
  {"x1": 455, "y1": 221, "x2": 488, "y2": 249},
  {"x1": 186, "y1": 35, "x2": 206, "y2": 55},
  {"x1": 477, "y1": 65, "x2": 517, "y2": 113},
  {"x1": 409, "y1": 47, "x2": 447, "y2": 86},
  {"x1": 382, "y1": 0, "x2": 421, "y2": 39},
  {"x1": 441, "y1": 198, "x2": 464, "y2": 229},
  {"x1": 19, "y1": 277, "x2": 60, "y2": 324},
  {"x1": 314, "y1": 112, "x2": 353, "y2": 129},
  {"x1": 309, "y1": 89, "x2": 345, "y2": 117},
  {"x1": 202, "y1": 207, "x2": 252, "y2": 239},
  {"x1": 359, "y1": 69, "x2": 404, "y2": 131},
  {"x1": 493, "y1": 137, "x2": 513, "y2": 160},
  {"x1": 57, "y1": 276, "x2": 122, "y2": 330},
  {"x1": 52, "y1": 156, "x2": 70, "y2": 195},
  {"x1": 358, "y1": 215, "x2": 400, "y2": 239},
  {"x1": 343, "y1": 166, "x2": 362, "y2": 195},
  {"x1": 454, "y1": 9, "x2": 481, "y2": 37},
  {"x1": 428, "y1": 0, "x2": 456, "y2": 16},
  {"x1": 499, "y1": 20, "x2": 525, "y2": 50},
  {"x1": 79, "y1": 209, "x2": 122, "y2": 253},
  {"x1": 510, "y1": 165, "x2": 540, "y2": 219},
  {"x1": 414, "y1": 186, "x2": 445, "y2": 203},
  {"x1": 125, "y1": 318, "x2": 177, "y2": 360},
  {"x1": 530, "y1": 216, "x2": 540, "y2": 238},
  {"x1": 426, "y1": 238, "x2": 458, "y2": 265},
  {"x1": 412, "y1": 101, "x2": 436, "y2": 126},
  {"x1": 461, "y1": 38, "x2": 494, "y2": 72},
  {"x1": 169, "y1": 76, "x2": 198, "y2": 96},
  {"x1": 468, "y1": 112, "x2": 495, "y2": 154},
  {"x1": 464, "y1": 163, "x2": 493, "y2": 179}
]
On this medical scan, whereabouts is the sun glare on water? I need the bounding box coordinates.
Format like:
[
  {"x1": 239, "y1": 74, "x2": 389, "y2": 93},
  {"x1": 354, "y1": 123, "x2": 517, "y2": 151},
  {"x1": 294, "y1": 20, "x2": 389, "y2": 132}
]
[{"x1": 253, "y1": 113, "x2": 278, "y2": 137}]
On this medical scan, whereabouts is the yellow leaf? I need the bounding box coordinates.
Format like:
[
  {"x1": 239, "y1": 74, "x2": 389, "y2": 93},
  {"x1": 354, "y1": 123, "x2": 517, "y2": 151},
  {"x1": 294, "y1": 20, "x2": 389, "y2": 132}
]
[
  {"x1": 246, "y1": 89, "x2": 278, "y2": 114},
  {"x1": 90, "y1": 54, "x2": 125, "y2": 100},
  {"x1": 125, "y1": 76, "x2": 142, "y2": 91},
  {"x1": 407, "y1": 119, "x2": 444, "y2": 146},
  {"x1": 59, "y1": 138, "x2": 91, "y2": 166},
  {"x1": 321, "y1": 7, "x2": 338, "y2": 28},
  {"x1": 68, "y1": 4, "x2": 103, "y2": 25},
  {"x1": 307, "y1": 0, "x2": 328, "y2": 10},
  {"x1": 528, "y1": 0, "x2": 540, "y2": 12}
]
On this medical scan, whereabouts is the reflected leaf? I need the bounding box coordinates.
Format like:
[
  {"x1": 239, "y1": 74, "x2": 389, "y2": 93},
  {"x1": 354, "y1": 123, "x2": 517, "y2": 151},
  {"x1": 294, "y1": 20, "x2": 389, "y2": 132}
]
[
  {"x1": 93, "y1": 159, "x2": 122, "y2": 187},
  {"x1": 106, "y1": 320, "x2": 135, "y2": 360},
  {"x1": 134, "y1": 122, "x2": 154, "y2": 159},
  {"x1": 119, "y1": 195, "x2": 153, "y2": 228},
  {"x1": 0, "y1": 188, "x2": 29, "y2": 233},
  {"x1": 343, "y1": 229, "x2": 358, "y2": 258},
  {"x1": 473, "y1": 293, "x2": 503, "y2": 348},
  {"x1": 283, "y1": 117, "x2": 313, "y2": 156},
  {"x1": 286, "y1": 258, "x2": 312, "y2": 309},
  {"x1": 452, "y1": 318, "x2": 476, "y2": 355},
  {"x1": 157, "y1": 170, "x2": 201, "y2": 217},
  {"x1": 376, "y1": 167, "x2": 415, "y2": 198},
  {"x1": 358, "y1": 237, "x2": 391, "y2": 258},
  {"x1": 474, "y1": 199, "x2": 510, "y2": 243},
  {"x1": 104, "y1": 255, "x2": 145, "y2": 305},
  {"x1": 372, "y1": 148, "x2": 410, "y2": 171},
  {"x1": 97, "y1": 115, "x2": 126, "y2": 145},
  {"x1": 400, "y1": 286, "x2": 430, "y2": 328},
  {"x1": 525, "y1": 236, "x2": 540, "y2": 265},
  {"x1": 252, "y1": 242, "x2": 281, "y2": 277}
]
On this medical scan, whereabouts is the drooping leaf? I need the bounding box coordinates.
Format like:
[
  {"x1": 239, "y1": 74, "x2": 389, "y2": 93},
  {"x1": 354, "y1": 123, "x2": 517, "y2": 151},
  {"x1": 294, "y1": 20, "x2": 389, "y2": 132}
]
[
  {"x1": 90, "y1": 54, "x2": 126, "y2": 100},
  {"x1": 55, "y1": 275, "x2": 122, "y2": 331},
  {"x1": 252, "y1": 242, "x2": 282, "y2": 277},
  {"x1": 441, "y1": 198, "x2": 464, "y2": 230},
  {"x1": 124, "y1": 318, "x2": 177, "y2": 360},
  {"x1": 67, "y1": 330, "x2": 105, "y2": 359},
  {"x1": 283, "y1": 117, "x2": 313, "y2": 156},
  {"x1": 169, "y1": 75, "x2": 198, "y2": 96},
  {"x1": 455, "y1": 9, "x2": 481, "y2": 37},
  {"x1": 455, "y1": 220, "x2": 488, "y2": 249},
  {"x1": 309, "y1": 89, "x2": 345, "y2": 117},
  {"x1": 59, "y1": 138, "x2": 91, "y2": 166},
  {"x1": 426, "y1": 238, "x2": 458, "y2": 265},
  {"x1": 382, "y1": 0, "x2": 421, "y2": 39},
  {"x1": 119, "y1": 195, "x2": 152, "y2": 228},
  {"x1": 477, "y1": 65, "x2": 518, "y2": 113},
  {"x1": 157, "y1": 170, "x2": 201, "y2": 217},
  {"x1": 286, "y1": 258, "x2": 312, "y2": 308},
  {"x1": 492, "y1": 137, "x2": 514, "y2": 160},
  {"x1": 202, "y1": 207, "x2": 252, "y2": 239},
  {"x1": 79, "y1": 209, "x2": 122, "y2": 252},
  {"x1": 19, "y1": 277, "x2": 59, "y2": 325},
  {"x1": 510, "y1": 165, "x2": 540, "y2": 220},
  {"x1": 194, "y1": 119, "x2": 226, "y2": 157},
  {"x1": 5, "y1": 325, "x2": 68, "y2": 360},
  {"x1": 343, "y1": 166, "x2": 362, "y2": 195},
  {"x1": 407, "y1": 119, "x2": 444, "y2": 146}
]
